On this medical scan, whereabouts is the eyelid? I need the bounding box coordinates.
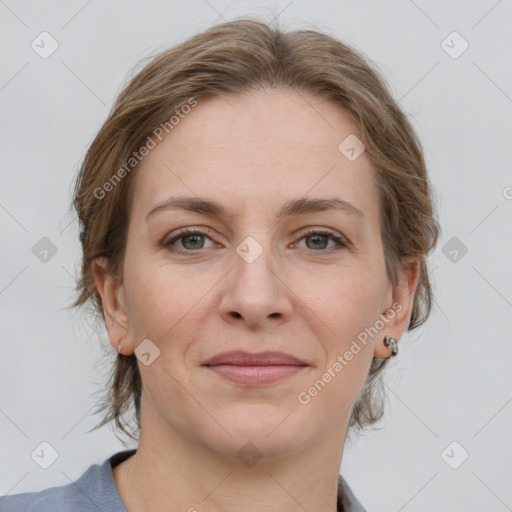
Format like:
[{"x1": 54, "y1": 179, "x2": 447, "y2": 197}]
[
  {"x1": 293, "y1": 227, "x2": 349, "y2": 250},
  {"x1": 163, "y1": 226, "x2": 216, "y2": 247},
  {"x1": 163, "y1": 226, "x2": 349, "y2": 254}
]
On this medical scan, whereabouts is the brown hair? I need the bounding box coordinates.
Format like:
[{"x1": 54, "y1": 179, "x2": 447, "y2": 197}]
[{"x1": 71, "y1": 18, "x2": 440, "y2": 443}]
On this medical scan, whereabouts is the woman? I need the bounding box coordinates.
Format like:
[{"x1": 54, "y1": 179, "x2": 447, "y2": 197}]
[{"x1": 0, "y1": 18, "x2": 439, "y2": 512}]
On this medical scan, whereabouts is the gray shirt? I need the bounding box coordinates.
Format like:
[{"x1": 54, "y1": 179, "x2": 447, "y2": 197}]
[{"x1": 0, "y1": 449, "x2": 366, "y2": 511}]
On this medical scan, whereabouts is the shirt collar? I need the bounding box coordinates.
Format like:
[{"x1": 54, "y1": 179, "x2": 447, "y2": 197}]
[{"x1": 338, "y1": 474, "x2": 367, "y2": 511}]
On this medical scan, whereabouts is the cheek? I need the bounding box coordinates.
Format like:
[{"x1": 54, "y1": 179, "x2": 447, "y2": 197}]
[
  {"x1": 123, "y1": 254, "x2": 186, "y2": 341},
  {"x1": 312, "y1": 265, "x2": 385, "y2": 337},
  {"x1": 304, "y1": 266, "x2": 384, "y2": 389},
  {"x1": 123, "y1": 255, "x2": 214, "y2": 368}
]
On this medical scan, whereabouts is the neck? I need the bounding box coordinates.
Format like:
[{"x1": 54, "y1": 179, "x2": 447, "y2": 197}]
[{"x1": 113, "y1": 404, "x2": 348, "y2": 512}]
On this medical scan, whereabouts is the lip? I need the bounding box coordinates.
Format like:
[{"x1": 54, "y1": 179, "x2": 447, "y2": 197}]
[
  {"x1": 202, "y1": 351, "x2": 308, "y2": 385},
  {"x1": 202, "y1": 350, "x2": 307, "y2": 366}
]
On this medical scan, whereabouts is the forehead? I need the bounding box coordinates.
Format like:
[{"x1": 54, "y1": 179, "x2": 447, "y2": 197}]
[{"x1": 130, "y1": 88, "x2": 380, "y2": 226}]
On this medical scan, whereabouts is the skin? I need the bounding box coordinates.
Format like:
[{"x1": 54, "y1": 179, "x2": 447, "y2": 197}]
[{"x1": 93, "y1": 88, "x2": 419, "y2": 512}]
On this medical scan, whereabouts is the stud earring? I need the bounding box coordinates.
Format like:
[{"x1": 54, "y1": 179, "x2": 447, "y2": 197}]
[{"x1": 383, "y1": 335, "x2": 398, "y2": 356}]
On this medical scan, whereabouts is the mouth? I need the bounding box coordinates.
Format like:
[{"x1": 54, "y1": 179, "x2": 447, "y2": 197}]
[{"x1": 202, "y1": 350, "x2": 308, "y2": 385}]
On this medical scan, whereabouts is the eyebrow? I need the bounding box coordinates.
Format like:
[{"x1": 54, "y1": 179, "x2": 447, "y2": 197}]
[{"x1": 146, "y1": 196, "x2": 366, "y2": 221}]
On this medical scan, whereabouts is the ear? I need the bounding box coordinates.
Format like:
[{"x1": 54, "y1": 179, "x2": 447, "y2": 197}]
[
  {"x1": 92, "y1": 257, "x2": 134, "y2": 355},
  {"x1": 374, "y1": 256, "x2": 421, "y2": 358}
]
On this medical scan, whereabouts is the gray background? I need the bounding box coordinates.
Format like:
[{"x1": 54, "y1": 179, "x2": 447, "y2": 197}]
[{"x1": 1, "y1": 0, "x2": 511, "y2": 510}]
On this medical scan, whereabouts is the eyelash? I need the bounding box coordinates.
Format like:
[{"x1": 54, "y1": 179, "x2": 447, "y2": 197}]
[{"x1": 163, "y1": 227, "x2": 348, "y2": 255}]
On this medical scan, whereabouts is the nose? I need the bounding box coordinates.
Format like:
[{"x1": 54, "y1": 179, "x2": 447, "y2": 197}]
[{"x1": 218, "y1": 238, "x2": 293, "y2": 330}]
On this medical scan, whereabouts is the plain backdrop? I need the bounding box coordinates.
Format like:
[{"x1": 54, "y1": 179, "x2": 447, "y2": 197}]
[{"x1": 1, "y1": 1, "x2": 511, "y2": 510}]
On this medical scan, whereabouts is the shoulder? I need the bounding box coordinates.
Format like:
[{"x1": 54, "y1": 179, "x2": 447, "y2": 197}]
[
  {"x1": 0, "y1": 450, "x2": 134, "y2": 512},
  {"x1": 0, "y1": 481, "x2": 89, "y2": 511},
  {"x1": 0, "y1": 464, "x2": 101, "y2": 511}
]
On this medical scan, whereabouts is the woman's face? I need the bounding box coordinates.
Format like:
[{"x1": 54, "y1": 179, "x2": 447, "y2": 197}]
[{"x1": 96, "y1": 88, "x2": 416, "y2": 460}]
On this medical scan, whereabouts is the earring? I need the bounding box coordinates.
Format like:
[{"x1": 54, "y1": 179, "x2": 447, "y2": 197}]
[
  {"x1": 118, "y1": 341, "x2": 123, "y2": 354},
  {"x1": 383, "y1": 335, "x2": 398, "y2": 356}
]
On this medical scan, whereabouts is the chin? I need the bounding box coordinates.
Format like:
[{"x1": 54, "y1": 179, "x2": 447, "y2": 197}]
[{"x1": 201, "y1": 404, "x2": 315, "y2": 460}]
